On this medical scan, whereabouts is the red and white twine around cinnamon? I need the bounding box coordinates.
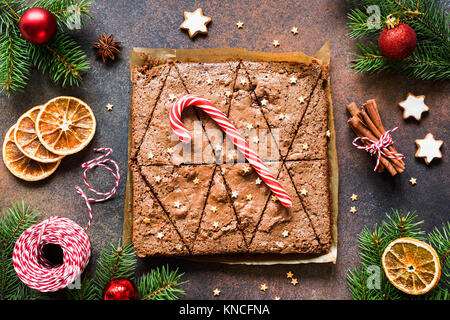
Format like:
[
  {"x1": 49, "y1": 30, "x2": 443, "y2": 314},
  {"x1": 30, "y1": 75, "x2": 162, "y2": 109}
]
[
  {"x1": 13, "y1": 148, "x2": 120, "y2": 292},
  {"x1": 352, "y1": 127, "x2": 405, "y2": 172},
  {"x1": 170, "y1": 94, "x2": 292, "y2": 208}
]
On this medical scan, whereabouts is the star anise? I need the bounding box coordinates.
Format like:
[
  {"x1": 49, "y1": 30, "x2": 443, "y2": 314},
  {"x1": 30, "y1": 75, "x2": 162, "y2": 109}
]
[{"x1": 93, "y1": 33, "x2": 121, "y2": 63}]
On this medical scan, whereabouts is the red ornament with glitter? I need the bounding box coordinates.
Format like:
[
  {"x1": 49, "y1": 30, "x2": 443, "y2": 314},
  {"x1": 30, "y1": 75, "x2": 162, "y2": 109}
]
[
  {"x1": 378, "y1": 22, "x2": 417, "y2": 61},
  {"x1": 104, "y1": 278, "x2": 139, "y2": 300},
  {"x1": 19, "y1": 7, "x2": 57, "y2": 44}
]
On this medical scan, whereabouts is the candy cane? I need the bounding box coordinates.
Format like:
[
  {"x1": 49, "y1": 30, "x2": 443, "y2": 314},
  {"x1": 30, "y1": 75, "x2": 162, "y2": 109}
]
[{"x1": 170, "y1": 94, "x2": 292, "y2": 208}]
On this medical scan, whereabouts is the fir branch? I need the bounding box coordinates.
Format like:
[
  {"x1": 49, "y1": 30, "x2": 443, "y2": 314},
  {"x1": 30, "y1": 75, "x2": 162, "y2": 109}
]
[
  {"x1": 137, "y1": 266, "x2": 187, "y2": 300},
  {"x1": 32, "y1": 0, "x2": 92, "y2": 30},
  {"x1": 428, "y1": 222, "x2": 450, "y2": 289}
]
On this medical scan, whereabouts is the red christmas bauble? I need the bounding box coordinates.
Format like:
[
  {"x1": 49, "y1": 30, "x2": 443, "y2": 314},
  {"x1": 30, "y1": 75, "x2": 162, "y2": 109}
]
[
  {"x1": 19, "y1": 7, "x2": 57, "y2": 45},
  {"x1": 103, "y1": 278, "x2": 139, "y2": 300},
  {"x1": 378, "y1": 23, "x2": 417, "y2": 61}
]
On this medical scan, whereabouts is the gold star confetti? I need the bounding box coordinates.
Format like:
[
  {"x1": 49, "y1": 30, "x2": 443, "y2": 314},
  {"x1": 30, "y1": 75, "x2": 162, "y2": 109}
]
[
  {"x1": 242, "y1": 166, "x2": 250, "y2": 174},
  {"x1": 291, "y1": 27, "x2": 298, "y2": 35},
  {"x1": 154, "y1": 175, "x2": 162, "y2": 183},
  {"x1": 274, "y1": 296, "x2": 281, "y2": 300},
  {"x1": 289, "y1": 76, "x2": 297, "y2": 84},
  {"x1": 351, "y1": 194, "x2": 358, "y2": 201},
  {"x1": 278, "y1": 113, "x2": 285, "y2": 120},
  {"x1": 193, "y1": 177, "x2": 200, "y2": 185},
  {"x1": 213, "y1": 221, "x2": 220, "y2": 229},
  {"x1": 260, "y1": 98, "x2": 268, "y2": 106},
  {"x1": 350, "y1": 206, "x2": 357, "y2": 214},
  {"x1": 179, "y1": 8, "x2": 211, "y2": 38},
  {"x1": 240, "y1": 78, "x2": 247, "y2": 86},
  {"x1": 147, "y1": 152, "x2": 154, "y2": 159},
  {"x1": 272, "y1": 40, "x2": 280, "y2": 47},
  {"x1": 253, "y1": 136, "x2": 259, "y2": 144},
  {"x1": 231, "y1": 190, "x2": 239, "y2": 198},
  {"x1": 282, "y1": 230, "x2": 289, "y2": 238},
  {"x1": 246, "y1": 123, "x2": 254, "y2": 130},
  {"x1": 271, "y1": 195, "x2": 278, "y2": 202},
  {"x1": 167, "y1": 148, "x2": 174, "y2": 155},
  {"x1": 409, "y1": 177, "x2": 417, "y2": 185},
  {"x1": 236, "y1": 21, "x2": 244, "y2": 29},
  {"x1": 213, "y1": 288, "x2": 221, "y2": 296},
  {"x1": 206, "y1": 78, "x2": 213, "y2": 85},
  {"x1": 105, "y1": 103, "x2": 114, "y2": 111},
  {"x1": 326, "y1": 130, "x2": 331, "y2": 138},
  {"x1": 255, "y1": 178, "x2": 262, "y2": 185},
  {"x1": 224, "y1": 91, "x2": 232, "y2": 97},
  {"x1": 143, "y1": 217, "x2": 151, "y2": 224},
  {"x1": 227, "y1": 153, "x2": 235, "y2": 162},
  {"x1": 297, "y1": 96, "x2": 306, "y2": 103},
  {"x1": 300, "y1": 188, "x2": 308, "y2": 196},
  {"x1": 174, "y1": 201, "x2": 181, "y2": 209},
  {"x1": 260, "y1": 284, "x2": 268, "y2": 292},
  {"x1": 246, "y1": 194, "x2": 253, "y2": 201},
  {"x1": 286, "y1": 271, "x2": 294, "y2": 279},
  {"x1": 302, "y1": 143, "x2": 309, "y2": 150},
  {"x1": 291, "y1": 278, "x2": 298, "y2": 286},
  {"x1": 210, "y1": 206, "x2": 218, "y2": 213},
  {"x1": 168, "y1": 94, "x2": 177, "y2": 102},
  {"x1": 156, "y1": 232, "x2": 164, "y2": 239},
  {"x1": 215, "y1": 145, "x2": 223, "y2": 152}
]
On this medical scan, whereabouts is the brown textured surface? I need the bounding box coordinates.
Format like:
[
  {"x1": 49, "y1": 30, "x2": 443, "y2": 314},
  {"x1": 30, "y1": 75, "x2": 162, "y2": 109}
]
[{"x1": 0, "y1": 0, "x2": 448, "y2": 300}]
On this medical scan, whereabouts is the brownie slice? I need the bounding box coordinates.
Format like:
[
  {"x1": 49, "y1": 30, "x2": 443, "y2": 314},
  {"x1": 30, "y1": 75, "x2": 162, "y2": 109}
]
[
  {"x1": 249, "y1": 165, "x2": 322, "y2": 254},
  {"x1": 140, "y1": 164, "x2": 215, "y2": 250},
  {"x1": 220, "y1": 161, "x2": 282, "y2": 245},
  {"x1": 131, "y1": 164, "x2": 189, "y2": 257},
  {"x1": 137, "y1": 67, "x2": 215, "y2": 165},
  {"x1": 285, "y1": 71, "x2": 329, "y2": 161},
  {"x1": 130, "y1": 64, "x2": 171, "y2": 158},
  {"x1": 243, "y1": 61, "x2": 322, "y2": 159},
  {"x1": 285, "y1": 160, "x2": 331, "y2": 249},
  {"x1": 192, "y1": 168, "x2": 247, "y2": 255}
]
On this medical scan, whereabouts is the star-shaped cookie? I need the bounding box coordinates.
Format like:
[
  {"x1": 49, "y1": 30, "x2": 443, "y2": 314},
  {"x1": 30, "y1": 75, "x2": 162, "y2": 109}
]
[
  {"x1": 179, "y1": 8, "x2": 211, "y2": 38},
  {"x1": 415, "y1": 133, "x2": 443, "y2": 164},
  {"x1": 398, "y1": 93, "x2": 429, "y2": 121}
]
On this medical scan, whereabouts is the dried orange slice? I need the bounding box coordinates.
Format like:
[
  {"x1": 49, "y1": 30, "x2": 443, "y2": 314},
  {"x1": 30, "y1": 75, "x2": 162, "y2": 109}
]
[
  {"x1": 382, "y1": 237, "x2": 441, "y2": 295},
  {"x1": 36, "y1": 96, "x2": 96, "y2": 156},
  {"x1": 3, "y1": 126, "x2": 60, "y2": 181},
  {"x1": 14, "y1": 106, "x2": 64, "y2": 163}
]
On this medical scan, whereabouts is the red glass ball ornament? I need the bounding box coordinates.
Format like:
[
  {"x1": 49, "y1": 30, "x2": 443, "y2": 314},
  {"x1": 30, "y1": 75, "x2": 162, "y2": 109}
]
[
  {"x1": 378, "y1": 23, "x2": 417, "y2": 61},
  {"x1": 19, "y1": 7, "x2": 57, "y2": 45},
  {"x1": 103, "y1": 278, "x2": 139, "y2": 300}
]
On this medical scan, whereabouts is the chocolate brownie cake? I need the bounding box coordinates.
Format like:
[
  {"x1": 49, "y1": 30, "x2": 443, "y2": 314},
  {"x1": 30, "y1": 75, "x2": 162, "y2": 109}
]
[{"x1": 129, "y1": 58, "x2": 331, "y2": 257}]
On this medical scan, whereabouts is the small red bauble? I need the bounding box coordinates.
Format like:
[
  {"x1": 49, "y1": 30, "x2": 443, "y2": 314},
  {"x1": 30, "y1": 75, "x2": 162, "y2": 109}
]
[
  {"x1": 103, "y1": 278, "x2": 139, "y2": 300},
  {"x1": 19, "y1": 7, "x2": 57, "y2": 45},
  {"x1": 378, "y1": 23, "x2": 417, "y2": 61}
]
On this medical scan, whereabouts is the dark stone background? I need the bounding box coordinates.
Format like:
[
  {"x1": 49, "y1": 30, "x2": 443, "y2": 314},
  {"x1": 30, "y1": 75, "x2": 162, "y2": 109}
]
[{"x1": 0, "y1": 0, "x2": 448, "y2": 300}]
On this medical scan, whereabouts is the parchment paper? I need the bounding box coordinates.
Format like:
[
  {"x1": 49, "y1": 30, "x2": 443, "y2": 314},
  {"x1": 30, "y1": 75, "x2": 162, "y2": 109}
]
[{"x1": 123, "y1": 42, "x2": 339, "y2": 264}]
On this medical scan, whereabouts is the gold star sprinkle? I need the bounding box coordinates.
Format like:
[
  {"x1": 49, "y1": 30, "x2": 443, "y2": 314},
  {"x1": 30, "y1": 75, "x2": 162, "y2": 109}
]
[
  {"x1": 246, "y1": 194, "x2": 253, "y2": 201},
  {"x1": 105, "y1": 103, "x2": 114, "y2": 111},
  {"x1": 278, "y1": 113, "x2": 285, "y2": 120},
  {"x1": 143, "y1": 217, "x2": 151, "y2": 224},
  {"x1": 240, "y1": 78, "x2": 247, "y2": 86},
  {"x1": 206, "y1": 79, "x2": 213, "y2": 85},
  {"x1": 168, "y1": 94, "x2": 177, "y2": 102},
  {"x1": 274, "y1": 296, "x2": 281, "y2": 300},
  {"x1": 289, "y1": 76, "x2": 297, "y2": 84},
  {"x1": 253, "y1": 136, "x2": 259, "y2": 144},
  {"x1": 351, "y1": 194, "x2": 358, "y2": 201},
  {"x1": 236, "y1": 21, "x2": 244, "y2": 29},
  {"x1": 271, "y1": 195, "x2": 278, "y2": 202},
  {"x1": 272, "y1": 40, "x2": 280, "y2": 47},
  {"x1": 174, "y1": 201, "x2": 181, "y2": 209},
  {"x1": 231, "y1": 190, "x2": 239, "y2": 198},
  {"x1": 246, "y1": 123, "x2": 254, "y2": 130},
  {"x1": 409, "y1": 177, "x2": 417, "y2": 185},
  {"x1": 302, "y1": 143, "x2": 309, "y2": 150},
  {"x1": 282, "y1": 230, "x2": 289, "y2": 238},
  {"x1": 326, "y1": 130, "x2": 331, "y2": 138},
  {"x1": 154, "y1": 175, "x2": 162, "y2": 183},
  {"x1": 298, "y1": 96, "x2": 306, "y2": 103},
  {"x1": 213, "y1": 221, "x2": 219, "y2": 229},
  {"x1": 286, "y1": 271, "x2": 294, "y2": 279},
  {"x1": 242, "y1": 166, "x2": 250, "y2": 174},
  {"x1": 193, "y1": 177, "x2": 200, "y2": 185},
  {"x1": 213, "y1": 288, "x2": 221, "y2": 296},
  {"x1": 291, "y1": 278, "x2": 298, "y2": 286},
  {"x1": 291, "y1": 27, "x2": 298, "y2": 35},
  {"x1": 215, "y1": 145, "x2": 223, "y2": 152},
  {"x1": 300, "y1": 188, "x2": 308, "y2": 196},
  {"x1": 147, "y1": 152, "x2": 154, "y2": 159},
  {"x1": 156, "y1": 232, "x2": 164, "y2": 239},
  {"x1": 350, "y1": 206, "x2": 357, "y2": 214},
  {"x1": 225, "y1": 91, "x2": 232, "y2": 97},
  {"x1": 255, "y1": 178, "x2": 262, "y2": 185},
  {"x1": 210, "y1": 206, "x2": 218, "y2": 213},
  {"x1": 261, "y1": 98, "x2": 268, "y2": 106},
  {"x1": 260, "y1": 284, "x2": 268, "y2": 292}
]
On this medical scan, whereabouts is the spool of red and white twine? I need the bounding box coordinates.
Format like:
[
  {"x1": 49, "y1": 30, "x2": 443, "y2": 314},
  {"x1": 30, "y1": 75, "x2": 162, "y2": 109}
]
[
  {"x1": 170, "y1": 94, "x2": 292, "y2": 208},
  {"x1": 13, "y1": 148, "x2": 120, "y2": 292}
]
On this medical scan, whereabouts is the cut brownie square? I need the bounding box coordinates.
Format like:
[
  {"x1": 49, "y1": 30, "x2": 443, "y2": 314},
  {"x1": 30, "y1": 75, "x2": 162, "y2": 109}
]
[
  {"x1": 285, "y1": 72, "x2": 329, "y2": 161},
  {"x1": 249, "y1": 165, "x2": 322, "y2": 254},
  {"x1": 220, "y1": 161, "x2": 282, "y2": 245},
  {"x1": 130, "y1": 64, "x2": 171, "y2": 158},
  {"x1": 285, "y1": 160, "x2": 331, "y2": 249},
  {"x1": 140, "y1": 164, "x2": 216, "y2": 250},
  {"x1": 192, "y1": 168, "x2": 247, "y2": 255},
  {"x1": 131, "y1": 164, "x2": 189, "y2": 257},
  {"x1": 137, "y1": 67, "x2": 215, "y2": 165},
  {"x1": 243, "y1": 61, "x2": 322, "y2": 159}
]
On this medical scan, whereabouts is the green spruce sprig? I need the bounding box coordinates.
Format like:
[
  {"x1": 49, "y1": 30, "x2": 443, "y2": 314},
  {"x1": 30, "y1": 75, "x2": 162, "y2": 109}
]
[
  {"x1": 347, "y1": 209, "x2": 449, "y2": 300},
  {"x1": 347, "y1": 0, "x2": 450, "y2": 80},
  {"x1": 0, "y1": 0, "x2": 92, "y2": 95}
]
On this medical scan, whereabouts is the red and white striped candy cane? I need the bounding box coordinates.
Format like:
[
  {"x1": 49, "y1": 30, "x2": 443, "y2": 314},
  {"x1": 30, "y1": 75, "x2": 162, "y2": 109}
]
[{"x1": 170, "y1": 94, "x2": 292, "y2": 208}]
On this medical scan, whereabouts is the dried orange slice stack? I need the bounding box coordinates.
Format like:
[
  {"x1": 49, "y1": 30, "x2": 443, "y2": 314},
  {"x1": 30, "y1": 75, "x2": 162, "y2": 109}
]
[
  {"x1": 382, "y1": 237, "x2": 441, "y2": 295},
  {"x1": 2, "y1": 97, "x2": 96, "y2": 181}
]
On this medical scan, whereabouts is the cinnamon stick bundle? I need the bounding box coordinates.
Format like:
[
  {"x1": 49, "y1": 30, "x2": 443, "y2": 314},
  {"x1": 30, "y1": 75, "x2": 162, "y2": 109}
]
[{"x1": 347, "y1": 99, "x2": 405, "y2": 176}]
